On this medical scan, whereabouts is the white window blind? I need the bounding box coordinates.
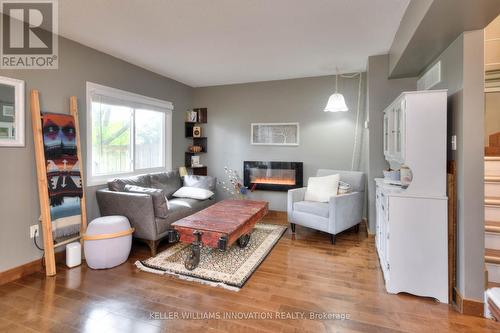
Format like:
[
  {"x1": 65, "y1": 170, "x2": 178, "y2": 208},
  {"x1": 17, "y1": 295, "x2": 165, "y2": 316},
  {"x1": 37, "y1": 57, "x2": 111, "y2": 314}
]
[{"x1": 86, "y1": 82, "x2": 173, "y2": 186}]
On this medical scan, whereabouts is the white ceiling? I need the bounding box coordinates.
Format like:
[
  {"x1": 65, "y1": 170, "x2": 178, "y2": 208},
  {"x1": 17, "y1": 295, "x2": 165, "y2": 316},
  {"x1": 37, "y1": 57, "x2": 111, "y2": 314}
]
[{"x1": 59, "y1": 0, "x2": 410, "y2": 87}]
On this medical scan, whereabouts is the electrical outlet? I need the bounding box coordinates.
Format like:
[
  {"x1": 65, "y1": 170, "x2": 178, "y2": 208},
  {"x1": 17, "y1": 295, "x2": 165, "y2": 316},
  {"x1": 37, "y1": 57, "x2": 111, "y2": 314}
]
[{"x1": 30, "y1": 225, "x2": 39, "y2": 239}]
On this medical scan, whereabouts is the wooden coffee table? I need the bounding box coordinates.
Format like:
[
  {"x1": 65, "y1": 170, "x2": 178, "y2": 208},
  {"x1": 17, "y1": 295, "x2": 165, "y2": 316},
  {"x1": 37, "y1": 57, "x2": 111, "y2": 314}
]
[{"x1": 171, "y1": 199, "x2": 269, "y2": 270}]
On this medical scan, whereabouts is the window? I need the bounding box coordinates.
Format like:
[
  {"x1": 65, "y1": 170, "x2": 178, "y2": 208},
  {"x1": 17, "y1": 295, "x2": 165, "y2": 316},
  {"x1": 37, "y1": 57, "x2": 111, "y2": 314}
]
[{"x1": 86, "y1": 82, "x2": 172, "y2": 186}]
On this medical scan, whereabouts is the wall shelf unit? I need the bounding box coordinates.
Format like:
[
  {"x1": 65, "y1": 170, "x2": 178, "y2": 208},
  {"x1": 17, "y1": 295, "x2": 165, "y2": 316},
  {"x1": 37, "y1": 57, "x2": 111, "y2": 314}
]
[{"x1": 184, "y1": 108, "x2": 208, "y2": 176}]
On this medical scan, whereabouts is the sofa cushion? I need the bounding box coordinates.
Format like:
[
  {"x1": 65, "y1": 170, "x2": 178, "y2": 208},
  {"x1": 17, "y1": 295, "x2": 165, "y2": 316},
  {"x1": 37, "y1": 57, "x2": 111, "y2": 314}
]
[
  {"x1": 150, "y1": 171, "x2": 182, "y2": 198},
  {"x1": 173, "y1": 186, "x2": 214, "y2": 200},
  {"x1": 294, "y1": 201, "x2": 329, "y2": 218},
  {"x1": 183, "y1": 175, "x2": 216, "y2": 191},
  {"x1": 123, "y1": 185, "x2": 168, "y2": 218},
  {"x1": 108, "y1": 174, "x2": 151, "y2": 192},
  {"x1": 155, "y1": 198, "x2": 213, "y2": 234}
]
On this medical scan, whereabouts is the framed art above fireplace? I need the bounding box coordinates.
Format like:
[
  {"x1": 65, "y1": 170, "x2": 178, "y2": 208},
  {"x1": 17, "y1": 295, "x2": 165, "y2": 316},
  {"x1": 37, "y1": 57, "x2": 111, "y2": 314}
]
[
  {"x1": 251, "y1": 122, "x2": 299, "y2": 146},
  {"x1": 244, "y1": 161, "x2": 303, "y2": 191}
]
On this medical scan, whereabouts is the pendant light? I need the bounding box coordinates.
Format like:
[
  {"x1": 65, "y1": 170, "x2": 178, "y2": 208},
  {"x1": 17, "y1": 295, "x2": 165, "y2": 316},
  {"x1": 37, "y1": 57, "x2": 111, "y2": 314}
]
[{"x1": 324, "y1": 69, "x2": 349, "y2": 112}]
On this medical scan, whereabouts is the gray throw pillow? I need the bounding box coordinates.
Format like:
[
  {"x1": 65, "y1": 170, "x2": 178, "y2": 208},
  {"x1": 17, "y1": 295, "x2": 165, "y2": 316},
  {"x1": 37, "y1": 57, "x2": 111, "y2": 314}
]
[
  {"x1": 108, "y1": 174, "x2": 151, "y2": 192},
  {"x1": 150, "y1": 171, "x2": 182, "y2": 198},
  {"x1": 183, "y1": 175, "x2": 217, "y2": 191},
  {"x1": 124, "y1": 185, "x2": 169, "y2": 218}
]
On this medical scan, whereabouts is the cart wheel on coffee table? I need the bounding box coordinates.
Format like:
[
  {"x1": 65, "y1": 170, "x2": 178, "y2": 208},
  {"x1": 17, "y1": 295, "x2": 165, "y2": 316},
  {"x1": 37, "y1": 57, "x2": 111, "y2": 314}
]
[
  {"x1": 237, "y1": 233, "x2": 251, "y2": 248},
  {"x1": 185, "y1": 230, "x2": 202, "y2": 270}
]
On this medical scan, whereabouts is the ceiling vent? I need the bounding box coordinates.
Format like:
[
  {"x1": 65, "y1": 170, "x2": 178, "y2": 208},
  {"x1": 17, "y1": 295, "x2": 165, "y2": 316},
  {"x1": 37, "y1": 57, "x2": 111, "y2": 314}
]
[{"x1": 417, "y1": 61, "x2": 441, "y2": 91}]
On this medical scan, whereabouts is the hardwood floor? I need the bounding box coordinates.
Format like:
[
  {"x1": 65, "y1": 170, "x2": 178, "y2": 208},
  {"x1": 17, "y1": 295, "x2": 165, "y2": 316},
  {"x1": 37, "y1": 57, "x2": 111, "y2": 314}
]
[{"x1": 1, "y1": 217, "x2": 499, "y2": 333}]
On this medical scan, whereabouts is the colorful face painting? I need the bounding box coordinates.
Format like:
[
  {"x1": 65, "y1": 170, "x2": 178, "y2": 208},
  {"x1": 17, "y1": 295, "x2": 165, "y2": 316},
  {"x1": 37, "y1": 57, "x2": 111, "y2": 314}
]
[{"x1": 42, "y1": 113, "x2": 83, "y2": 238}]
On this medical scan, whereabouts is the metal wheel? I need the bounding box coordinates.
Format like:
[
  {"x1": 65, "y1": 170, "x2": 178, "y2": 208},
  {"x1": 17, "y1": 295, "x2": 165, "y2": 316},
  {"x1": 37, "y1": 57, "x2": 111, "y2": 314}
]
[
  {"x1": 184, "y1": 230, "x2": 202, "y2": 270},
  {"x1": 184, "y1": 246, "x2": 200, "y2": 270},
  {"x1": 237, "y1": 234, "x2": 251, "y2": 248}
]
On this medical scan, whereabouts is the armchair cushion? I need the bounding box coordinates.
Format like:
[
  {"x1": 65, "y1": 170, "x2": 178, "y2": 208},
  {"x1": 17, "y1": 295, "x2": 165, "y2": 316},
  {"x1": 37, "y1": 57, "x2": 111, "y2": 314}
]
[
  {"x1": 304, "y1": 174, "x2": 340, "y2": 202},
  {"x1": 124, "y1": 185, "x2": 169, "y2": 218},
  {"x1": 294, "y1": 201, "x2": 329, "y2": 218}
]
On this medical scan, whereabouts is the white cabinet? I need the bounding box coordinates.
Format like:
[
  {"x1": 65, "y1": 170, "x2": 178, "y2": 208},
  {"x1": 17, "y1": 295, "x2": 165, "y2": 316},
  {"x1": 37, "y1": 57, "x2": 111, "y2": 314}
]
[
  {"x1": 375, "y1": 180, "x2": 448, "y2": 303},
  {"x1": 375, "y1": 90, "x2": 448, "y2": 303}
]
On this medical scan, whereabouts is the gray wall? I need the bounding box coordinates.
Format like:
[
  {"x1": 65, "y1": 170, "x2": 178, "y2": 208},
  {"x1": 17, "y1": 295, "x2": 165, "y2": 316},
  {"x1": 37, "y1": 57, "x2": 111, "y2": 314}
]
[
  {"x1": 193, "y1": 75, "x2": 366, "y2": 211},
  {"x1": 422, "y1": 31, "x2": 485, "y2": 301},
  {"x1": 365, "y1": 54, "x2": 417, "y2": 233},
  {"x1": 389, "y1": 0, "x2": 500, "y2": 77},
  {"x1": 389, "y1": 0, "x2": 433, "y2": 76},
  {"x1": 0, "y1": 36, "x2": 193, "y2": 272}
]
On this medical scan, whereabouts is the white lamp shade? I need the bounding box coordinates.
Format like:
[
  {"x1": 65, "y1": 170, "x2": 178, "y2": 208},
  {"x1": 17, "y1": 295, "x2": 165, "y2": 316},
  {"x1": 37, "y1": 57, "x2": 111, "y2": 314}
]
[{"x1": 324, "y1": 93, "x2": 349, "y2": 112}]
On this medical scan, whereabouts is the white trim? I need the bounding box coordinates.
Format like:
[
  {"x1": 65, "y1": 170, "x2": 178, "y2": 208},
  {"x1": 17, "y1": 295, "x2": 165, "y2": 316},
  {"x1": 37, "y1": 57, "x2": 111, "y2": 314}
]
[
  {"x1": 0, "y1": 76, "x2": 24, "y2": 147},
  {"x1": 486, "y1": 87, "x2": 500, "y2": 93},
  {"x1": 86, "y1": 82, "x2": 173, "y2": 110},
  {"x1": 250, "y1": 122, "x2": 300, "y2": 146},
  {"x1": 86, "y1": 82, "x2": 173, "y2": 186}
]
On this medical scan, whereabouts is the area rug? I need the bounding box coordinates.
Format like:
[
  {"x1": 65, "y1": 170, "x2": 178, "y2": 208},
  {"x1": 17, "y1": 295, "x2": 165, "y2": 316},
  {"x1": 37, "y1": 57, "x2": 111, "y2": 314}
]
[{"x1": 135, "y1": 223, "x2": 286, "y2": 291}]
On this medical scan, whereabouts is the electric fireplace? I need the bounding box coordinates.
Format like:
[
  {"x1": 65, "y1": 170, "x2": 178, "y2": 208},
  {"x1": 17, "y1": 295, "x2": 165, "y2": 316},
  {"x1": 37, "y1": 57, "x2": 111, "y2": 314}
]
[{"x1": 243, "y1": 161, "x2": 303, "y2": 191}]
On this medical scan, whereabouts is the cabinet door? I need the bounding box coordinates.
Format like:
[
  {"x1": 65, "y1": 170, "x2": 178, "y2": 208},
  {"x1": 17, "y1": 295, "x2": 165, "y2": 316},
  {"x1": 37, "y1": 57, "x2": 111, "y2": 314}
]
[
  {"x1": 384, "y1": 108, "x2": 394, "y2": 160},
  {"x1": 393, "y1": 98, "x2": 406, "y2": 163}
]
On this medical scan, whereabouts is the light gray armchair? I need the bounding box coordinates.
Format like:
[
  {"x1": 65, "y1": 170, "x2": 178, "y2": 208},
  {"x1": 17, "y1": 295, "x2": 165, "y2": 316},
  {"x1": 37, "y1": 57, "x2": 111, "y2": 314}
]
[{"x1": 287, "y1": 169, "x2": 365, "y2": 244}]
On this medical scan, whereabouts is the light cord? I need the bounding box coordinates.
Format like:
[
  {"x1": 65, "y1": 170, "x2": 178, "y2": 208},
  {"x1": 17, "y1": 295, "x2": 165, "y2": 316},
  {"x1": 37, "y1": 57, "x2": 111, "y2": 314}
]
[{"x1": 343, "y1": 72, "x2": 362, "y2": 171}]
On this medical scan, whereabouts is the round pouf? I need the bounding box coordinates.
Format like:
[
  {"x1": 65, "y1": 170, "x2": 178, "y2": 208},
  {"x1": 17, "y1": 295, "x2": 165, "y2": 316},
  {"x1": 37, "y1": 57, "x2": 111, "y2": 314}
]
[{"x1": 84, "y1": 215, "x2": 134, "y2": 269}]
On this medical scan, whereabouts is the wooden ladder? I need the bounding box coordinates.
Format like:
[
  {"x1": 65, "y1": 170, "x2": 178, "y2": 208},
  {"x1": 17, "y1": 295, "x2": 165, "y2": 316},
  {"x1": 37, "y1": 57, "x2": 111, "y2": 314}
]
[{"x1": 30, "y1": 90, "x2": 87, "y2": 276}]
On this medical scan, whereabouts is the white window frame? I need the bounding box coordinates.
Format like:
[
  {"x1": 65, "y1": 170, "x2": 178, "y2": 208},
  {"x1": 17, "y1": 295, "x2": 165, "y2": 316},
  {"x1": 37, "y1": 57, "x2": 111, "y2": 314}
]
[{"x1": 86, "y1": 82, "x2": 173, "y2": 186}]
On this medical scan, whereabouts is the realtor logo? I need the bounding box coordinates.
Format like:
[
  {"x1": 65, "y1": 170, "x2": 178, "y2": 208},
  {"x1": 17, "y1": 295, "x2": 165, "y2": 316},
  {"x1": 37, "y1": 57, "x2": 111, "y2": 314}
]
[{"x1": 1, "y1": 0, "x2": 58, "y2": 69}]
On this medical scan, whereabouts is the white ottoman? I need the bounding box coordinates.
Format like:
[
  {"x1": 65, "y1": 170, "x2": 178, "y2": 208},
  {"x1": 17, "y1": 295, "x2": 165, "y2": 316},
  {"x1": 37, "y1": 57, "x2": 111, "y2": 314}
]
[{"x1": 83, "y1": 215, "x2": 134, "y2": 269}]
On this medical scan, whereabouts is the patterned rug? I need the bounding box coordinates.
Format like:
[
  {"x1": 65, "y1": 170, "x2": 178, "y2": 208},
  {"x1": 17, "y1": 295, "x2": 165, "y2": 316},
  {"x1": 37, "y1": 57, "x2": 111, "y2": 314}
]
[{"x1": 135, "y1": 223, "x2": 286, "y2": 291}]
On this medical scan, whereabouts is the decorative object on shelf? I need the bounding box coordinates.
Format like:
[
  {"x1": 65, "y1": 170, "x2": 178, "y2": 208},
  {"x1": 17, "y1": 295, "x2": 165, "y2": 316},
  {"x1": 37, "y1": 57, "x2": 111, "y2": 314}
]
[
  {"x1": 383, "y1": 168, "x2": 400, "y2": 181},
  {"x1": 186, "y1": 110, "x2": 197, "y2": 122},
  {"x1": 400, "y1": 165, "x2": 412, "y2": 187},
  {"x1": 0, "y1": 76, "x2": 25, "y2": 147},
  {"x1": 191, "y1": 155, "x2": 202, "y2": 167},
  {"x1": 179, "y1": 166, "x2": 188, "y2": 177},
  {"x1": 188, "y1": 145, "x2": 202, "y2": 153},
  {"x1": 251, "y1": 122, "x2": 299, "y2": 146},
  {"x1": 219, "y1": 166, "x2": 256, "y2": 199},
  {"x1": 192, "y1": 126, "x2": 202, "y2": 138},
  {"x1": 194, "y1": 108, "x2": 207, "y2": 123},
  {"x1": 324, "y1": 68, "x2": 349, "y2": 112}
]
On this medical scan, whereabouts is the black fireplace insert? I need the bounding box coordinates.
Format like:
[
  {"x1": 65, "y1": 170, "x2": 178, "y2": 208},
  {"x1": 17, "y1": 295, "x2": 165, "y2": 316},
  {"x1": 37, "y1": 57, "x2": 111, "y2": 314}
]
[{"x1": 243, "y1": 161, "x2": 303, "y2": 191}]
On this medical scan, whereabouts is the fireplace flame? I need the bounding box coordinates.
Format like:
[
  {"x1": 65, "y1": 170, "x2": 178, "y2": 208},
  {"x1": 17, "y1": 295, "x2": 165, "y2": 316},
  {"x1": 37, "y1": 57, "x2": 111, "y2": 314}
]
[{"x1": 251, "y1": 177, "x2": 296, "y2": 185}]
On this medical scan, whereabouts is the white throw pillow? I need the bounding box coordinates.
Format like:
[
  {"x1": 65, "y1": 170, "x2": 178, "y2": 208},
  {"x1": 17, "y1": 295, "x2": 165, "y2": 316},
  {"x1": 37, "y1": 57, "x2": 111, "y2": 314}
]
[
  {"x1": 304, "y1": 174, "x2": 340, "y2": 202},
  {"x1": 173, "y1": 186, "x2": 214, "y2": 200}
]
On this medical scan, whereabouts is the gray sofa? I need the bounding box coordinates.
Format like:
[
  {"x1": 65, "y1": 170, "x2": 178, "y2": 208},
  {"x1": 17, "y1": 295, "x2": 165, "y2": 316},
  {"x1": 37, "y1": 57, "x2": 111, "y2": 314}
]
[
  {"x1": 96, "y1": 171, "x2": 216, "y2": 255},
  {"x1": 287, "y1": 169, "x2": 365, "y2": 244}
]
